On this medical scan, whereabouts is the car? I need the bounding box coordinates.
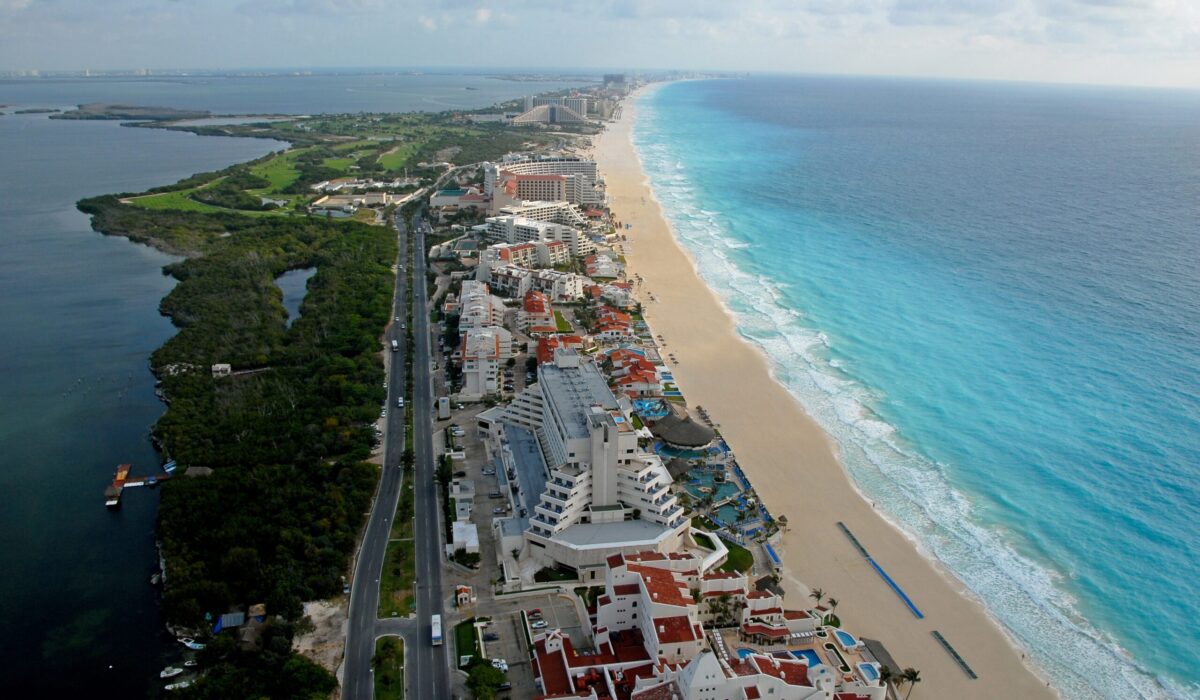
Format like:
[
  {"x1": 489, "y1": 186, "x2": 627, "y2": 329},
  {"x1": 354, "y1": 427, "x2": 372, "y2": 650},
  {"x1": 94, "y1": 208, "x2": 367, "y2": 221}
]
[
  {"x1": 343, "y1": 582, "x2": 351, "y2": 594},
  {"x1": 529, "y1": 608, "x2": 542, "y2": 617},
  {"x1": 397, "y1": 397, "x2": 405, "y2": 407},
  {"x1": 383, "y1": 381, "x2": 387, "y2": 389},
  {"x1": 491, "y1": 659, "x2": 508, "y2": 672},
  {"x1": 488, "y1": 491, "x2": 502, "y2": 499},
  {"x1": 395, "y1": 316, "x2": 400, "y2": 322},
  {"x1": 381, "y1": 409, "x2": 388, "y2": 417},
  {"x1": 497, "y1": 683, "x2": 512, "y2": 691},
  {"x1": 454, "y1": 470, "x2": 466, "y2": 478},
  {"x1": 483, "y1": 633, "x2": 499, "y2": 642},
  {"x1": 401, "y1": 323, "x2": 406, "y2": 329},
  {"x1": 531, "y1": 620, "x2": 548, "y2": 630},
  {"x1": 492, "y1": 507, "x2": 507, "y2": 515}
]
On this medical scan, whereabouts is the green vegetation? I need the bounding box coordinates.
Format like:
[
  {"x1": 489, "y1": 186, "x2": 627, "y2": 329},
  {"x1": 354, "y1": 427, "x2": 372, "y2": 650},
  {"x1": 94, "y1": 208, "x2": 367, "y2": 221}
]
[
  {"x1": 455, "y1": 618, "x2": 480, "y2": 669},
  {"x1": 373, "y1": 636, "x2": 405, "y2": 700},
  {"x1": 466, "y1": 660, "x2": 507, "y2": 700},
  {"x1": 379, "y1": 540, "x2": 416, "y2": 618},
  {"x1": 534, "y1": 566, "x2": 577, "y2": 583},
  {"x1": 78, "y1": 178, "x2": 395, "y2": 693},
  {"x1": 718, "y1": 537, "x2": 755, "y2": 574},
  {"x1": 554, "y1": 310, "x2": 572, "y2": 332},
  {"x1": 174, "y1": 621, "x2": 336, "y2": 699},
  {"x1": 692, "y1": 531, "x2": 716, "y2": 550}
]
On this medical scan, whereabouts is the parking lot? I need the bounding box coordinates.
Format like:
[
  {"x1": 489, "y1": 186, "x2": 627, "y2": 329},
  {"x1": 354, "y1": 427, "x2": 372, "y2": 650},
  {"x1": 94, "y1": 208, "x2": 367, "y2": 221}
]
[{"x1": 468, "y1": 592, "x2": 587, "y2": 697}]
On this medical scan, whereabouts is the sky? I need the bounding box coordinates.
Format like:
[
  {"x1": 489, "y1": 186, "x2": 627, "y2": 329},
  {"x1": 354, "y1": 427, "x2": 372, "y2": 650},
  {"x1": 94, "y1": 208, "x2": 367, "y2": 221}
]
[{"x1": 1, "y1": 0, "x2": 1198, "y2": 88}]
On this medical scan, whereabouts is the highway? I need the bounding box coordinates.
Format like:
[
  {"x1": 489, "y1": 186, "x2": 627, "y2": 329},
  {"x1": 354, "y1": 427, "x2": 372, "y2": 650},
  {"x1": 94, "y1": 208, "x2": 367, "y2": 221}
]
[
  {"x1": 406, "y1": 211, "x2": 451, "y2": 699},
  {"x1": 342, "y1": 211, "x2": 411, "y2": 700}
]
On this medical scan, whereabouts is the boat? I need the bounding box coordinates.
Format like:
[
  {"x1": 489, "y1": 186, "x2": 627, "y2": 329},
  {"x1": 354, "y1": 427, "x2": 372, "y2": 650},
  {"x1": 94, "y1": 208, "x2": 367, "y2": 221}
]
[
  {"x1": 146, "y1": 476, "x2": 158, "y2": 487},
  {"x1": 177, "y1": 637, "x2": 205, "y2": 651},
  {"x1": 162, "y1": 460, "x2": 177, "y2": 474},
  {"x1": 160, "y1": 667, "x2": 184, "y2": 679},
  {"x1": 150, "y1": 573, "x2": 161, "y2": 585},
  {"x1": 183, "y1": 660, "x2": 198, "y2": 668},
  {"x1": 164, "y1": 680, "x2": 192, "y2": 691}
]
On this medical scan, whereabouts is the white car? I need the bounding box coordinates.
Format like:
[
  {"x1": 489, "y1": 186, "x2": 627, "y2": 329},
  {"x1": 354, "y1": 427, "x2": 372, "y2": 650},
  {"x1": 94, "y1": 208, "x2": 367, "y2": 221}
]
[
  {"x1": 491, "y1": 659, "x2": 508, "y2": 672},
  {"x1": 531, "y1": 620, "x2": 548, "y2": 630}
]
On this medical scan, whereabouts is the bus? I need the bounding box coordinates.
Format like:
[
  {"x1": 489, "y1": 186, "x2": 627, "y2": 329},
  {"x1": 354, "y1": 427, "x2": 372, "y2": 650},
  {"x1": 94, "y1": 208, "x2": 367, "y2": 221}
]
[
  {"x1": 391, "y1": 339, "x2": 399, "y2": 352},
  {"x1": 431, "y1": 614, "x2": 443, "y2": 646}
]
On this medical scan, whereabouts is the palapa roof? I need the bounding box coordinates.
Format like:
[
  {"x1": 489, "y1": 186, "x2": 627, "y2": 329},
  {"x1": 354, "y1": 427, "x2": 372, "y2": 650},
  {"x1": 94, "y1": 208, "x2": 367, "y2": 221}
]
[{"x1": 649, "y1": 405, "x2": 715, "y2": 448}]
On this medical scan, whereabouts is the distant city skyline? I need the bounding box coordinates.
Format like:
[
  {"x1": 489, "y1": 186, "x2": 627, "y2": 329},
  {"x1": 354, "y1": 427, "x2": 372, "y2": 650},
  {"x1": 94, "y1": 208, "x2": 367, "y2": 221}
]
[{"x1": 1, "y1": 0, "x2": 1198, "y2": 89}]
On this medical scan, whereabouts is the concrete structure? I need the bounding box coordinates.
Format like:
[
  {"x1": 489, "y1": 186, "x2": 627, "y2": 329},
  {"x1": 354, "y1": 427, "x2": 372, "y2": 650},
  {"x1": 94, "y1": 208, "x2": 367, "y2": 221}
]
[
  {"x1": 484, "y1": 156, "x2": 603, "y2": 207},
  {"x1": 511, "y1": 103, "x2": 588, "y2": 125},
  {"x1": 459, "y1": 325, "x2": 515, "y2": 399},
  {"x1": 451, "y1": 521, "x2": 479, "y2": 555},
  {"x1": 457, "y1": 280, "x2": 503, "y2": 331},
  {"x1": 480, "y1": 350, "x2": 688, "y2": 578},
  {"x1": 492, "y1": 200, "x2": 590, "y2": 229},
  {"x1": 483, "y1": 214, "x2": 594, "y2": 256},
  {"x1": 519, "y1": 290, "x2": 555, "y2": 332}
]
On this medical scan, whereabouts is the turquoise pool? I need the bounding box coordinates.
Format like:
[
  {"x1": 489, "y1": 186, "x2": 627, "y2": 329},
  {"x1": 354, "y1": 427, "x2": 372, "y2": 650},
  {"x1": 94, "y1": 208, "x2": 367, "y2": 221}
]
[
  {"x1": 791, "y1": 649, "x2": 823, "y2": 667},
  {"x1": 834, "y1": 629, "x2": 860, "y2": 649},
  {"x1": 858, "y1": 662, "x2": 879, "y2": 682},
  {"x1": 737, "y1": 648, "x2": 754, "y2": 660}
]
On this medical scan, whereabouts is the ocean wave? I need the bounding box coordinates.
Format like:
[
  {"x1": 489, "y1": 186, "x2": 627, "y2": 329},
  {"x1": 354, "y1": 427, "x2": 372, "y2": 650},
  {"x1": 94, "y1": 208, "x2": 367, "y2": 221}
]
[{"x1": 632, "y1": 96, "x2": 1187, "y2": 700}]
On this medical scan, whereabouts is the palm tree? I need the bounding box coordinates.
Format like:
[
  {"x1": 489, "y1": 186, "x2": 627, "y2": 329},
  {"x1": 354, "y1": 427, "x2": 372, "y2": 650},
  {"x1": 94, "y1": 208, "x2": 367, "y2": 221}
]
[
  {"x1": 809, "y1": 587, "x2": 825, "y2": 608},
  {"x1": 827, "y1": 598, "x2": 839, "y2": 614},
  {"x1": 878, "y1": 664, "x2": 893, "y2": 685},
  {"x1": 902, "y1": 667, "x2": 922, "y2": 699}
]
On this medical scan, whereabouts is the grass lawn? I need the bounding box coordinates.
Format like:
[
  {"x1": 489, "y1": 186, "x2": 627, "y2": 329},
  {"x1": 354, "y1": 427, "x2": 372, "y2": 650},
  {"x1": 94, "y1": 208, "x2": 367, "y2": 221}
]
[
  {"x1": 373, "y1": 637, "x2": 404, "y2": 700},
  {"x1": 126, "y1": 189, "x2": 223, "y2": 213},
  {"x1": 454, "y1": 618, "x2": 479, "y2": 669},
  {"x1": 378, "y1": 539, "x2": 416, "y2": 617},
  {"x1": 250, "y1": 149, "x2": 305, "y2": 192},
  {"x1": 378, "y1": 144, "x2": 415, "y2": 171},
  {"x1": 554, "y1": 310, "x2": 572, "y2": 332},
  {"x1": 719, "y1": 537, "x2": 754, "y2": 574},
  {"x1": 323, "y1": 156, "x2": 356, "y2": 171},
  {"x1": 692, "y1": 531, "x2": 716, "y2": 550}
]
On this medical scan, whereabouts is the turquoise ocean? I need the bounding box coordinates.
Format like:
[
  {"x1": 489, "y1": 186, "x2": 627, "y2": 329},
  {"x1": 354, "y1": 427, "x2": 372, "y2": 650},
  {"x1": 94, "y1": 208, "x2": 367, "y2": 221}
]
[{"x1": 633, "y1": 78, "x2": 1200, "y2": 698}]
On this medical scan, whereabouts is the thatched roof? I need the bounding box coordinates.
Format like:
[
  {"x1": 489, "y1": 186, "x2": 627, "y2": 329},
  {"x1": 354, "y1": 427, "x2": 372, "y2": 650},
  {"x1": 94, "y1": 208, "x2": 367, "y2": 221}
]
[
  {"x1": 649, "y1": 405, "x2": 715, "y2": 448},
  {"x1": 666, "y1": 458, "x2": 692, "y2": 480}
]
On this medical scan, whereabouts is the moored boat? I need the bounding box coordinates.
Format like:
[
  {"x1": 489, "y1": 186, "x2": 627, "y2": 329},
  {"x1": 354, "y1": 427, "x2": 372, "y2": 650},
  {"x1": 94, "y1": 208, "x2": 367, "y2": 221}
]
[{"x1": 160, "y1": 666, "x2": 183, "y2": 679}]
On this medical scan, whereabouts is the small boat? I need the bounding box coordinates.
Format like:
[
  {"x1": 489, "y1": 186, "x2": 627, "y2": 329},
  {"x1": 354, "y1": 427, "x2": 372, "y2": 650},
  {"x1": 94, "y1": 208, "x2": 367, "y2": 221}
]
[
  {"x1": 160, "y1": 667, "x2": 184, "y2": 679},
  {"x1": 164, "y1": 680, "x2": 192, "y2": 691},
  {"x1": 146, "y1": 476, "x2": 158, "y2": 487},
  {"x1": 177, "y1": 637, "x2": 205, "y2": 650},
  {"x1": 183, "y1": 660, "x2": 198, "y2": 668},
  {"x1": 150, "y1": 573, "x2": 161, "y2": 585},
  {"x1": 163, "y1": 460, "x2": 177, "y2": 474}
]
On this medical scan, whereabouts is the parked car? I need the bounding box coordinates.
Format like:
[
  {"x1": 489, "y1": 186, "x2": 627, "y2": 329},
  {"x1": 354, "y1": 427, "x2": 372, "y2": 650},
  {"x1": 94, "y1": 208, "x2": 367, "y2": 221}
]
[
  {"x1": 488, "y1": 491, "x2": 502, "y2": 499},
  {"x1": 483, "y1": 633, "x2": 499, "y2": 642},
  {"x1": 492, "y1": 507, "x2": 507, "y2": 515},
  {"x1": 531, "y1": 620, "x2": 548, "y2": 630},
  {"x1": 454, "y1": 470, "x2": 467, "y2": 478}
]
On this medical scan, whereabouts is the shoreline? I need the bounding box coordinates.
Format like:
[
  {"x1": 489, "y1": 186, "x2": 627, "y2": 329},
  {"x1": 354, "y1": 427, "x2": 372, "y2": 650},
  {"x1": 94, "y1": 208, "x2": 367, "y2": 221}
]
[{"x1": 596, "y1": 83, "x2": 1057, "y2": 699}]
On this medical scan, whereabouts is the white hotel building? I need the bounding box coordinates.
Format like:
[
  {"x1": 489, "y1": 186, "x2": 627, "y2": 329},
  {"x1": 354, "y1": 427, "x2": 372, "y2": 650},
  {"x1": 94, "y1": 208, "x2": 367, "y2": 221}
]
[
  {"x1": 481, "y1": 350, "x2": 688, "y2": 578},
  {"x1": 482, "y1": 214, "x2": 595, "y2": 257}
]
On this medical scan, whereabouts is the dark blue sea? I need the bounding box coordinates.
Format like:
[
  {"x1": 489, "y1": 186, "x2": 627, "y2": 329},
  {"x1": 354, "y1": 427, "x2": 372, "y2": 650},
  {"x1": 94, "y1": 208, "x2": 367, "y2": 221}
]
[
  {"x1": 635, "y1": 77, "x2": 1200, "y2": 698},
  {"x1": 0, "y1": 72, "x2": 586, "y2": 696}
]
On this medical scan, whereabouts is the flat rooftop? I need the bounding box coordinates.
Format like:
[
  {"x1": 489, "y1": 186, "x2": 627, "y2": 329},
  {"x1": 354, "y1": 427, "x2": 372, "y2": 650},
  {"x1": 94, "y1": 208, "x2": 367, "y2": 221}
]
[
  {"x1": 503, "y1": 424, "x2": 548, "y2": 532},
  {"x1": 553, "y1": 520, "x2": 674, "y2": 549},
  {"x1": 539, "y1": 355, "x2": 619, "y2": 440}
]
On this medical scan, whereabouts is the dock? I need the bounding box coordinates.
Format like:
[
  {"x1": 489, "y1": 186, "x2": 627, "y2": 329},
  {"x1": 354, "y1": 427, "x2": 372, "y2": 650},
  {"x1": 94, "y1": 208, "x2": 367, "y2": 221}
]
[{"x1": 104, "y1": 463, "x2": 172, "y2": 507}]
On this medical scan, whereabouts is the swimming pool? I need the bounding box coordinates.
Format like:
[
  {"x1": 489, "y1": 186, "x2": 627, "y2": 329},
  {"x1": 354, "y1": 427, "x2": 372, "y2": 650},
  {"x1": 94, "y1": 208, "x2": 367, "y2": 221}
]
[
  {"x1": 834, "y1": 628, "x2": 860, "y2": 650},
  {"x1": 858, "y1": 662, "x2": 880, "y2": 682},
  {"x1": 737, "y1": 648, "x2": 755, "y2": 660},
  {"x1": 790, "y1": 649, "x2": 823, "y2": 667}
]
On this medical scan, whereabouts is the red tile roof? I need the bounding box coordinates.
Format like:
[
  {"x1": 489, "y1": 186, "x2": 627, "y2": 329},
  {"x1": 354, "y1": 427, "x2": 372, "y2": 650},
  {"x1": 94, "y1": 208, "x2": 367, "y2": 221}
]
[
  {"x1": 741, "y1": 623, "x2": 789, "y2": 639},
  {"x1": 703, "y1": 571, "x2": 740, "y2": 580},
  {"x1": 750, "y1": 655, "x2": 811, "y2": 687},
  {"x1": 652, "y1": 615, "x2": 700, "y2": 645},
  {"x1": 613, "y1": 584, "x2": 640, "y2": 596}
]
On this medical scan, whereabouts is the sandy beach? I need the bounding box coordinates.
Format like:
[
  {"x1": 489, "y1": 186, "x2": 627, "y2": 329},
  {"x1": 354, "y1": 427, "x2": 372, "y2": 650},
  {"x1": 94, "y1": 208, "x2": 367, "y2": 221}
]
[{"x1": 596, "y1": 85, "x2": 1057, "y2": 699}]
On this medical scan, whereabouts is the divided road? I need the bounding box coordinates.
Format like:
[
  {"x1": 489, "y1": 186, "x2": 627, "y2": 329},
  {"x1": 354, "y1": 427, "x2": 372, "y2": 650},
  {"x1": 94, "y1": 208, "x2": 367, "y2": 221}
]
[
  {"x1": 407, "y1": 213, "x2": 451, "y2": 699},
  {"x1": 342, "y1": 213, "x2": 411, "y2": 700}
]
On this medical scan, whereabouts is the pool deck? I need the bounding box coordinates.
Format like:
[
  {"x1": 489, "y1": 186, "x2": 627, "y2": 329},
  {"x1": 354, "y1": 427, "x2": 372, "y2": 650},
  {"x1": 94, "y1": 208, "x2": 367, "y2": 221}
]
[{"x1": 716, "y1": 626, "x2": 883, "y2": 688}]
